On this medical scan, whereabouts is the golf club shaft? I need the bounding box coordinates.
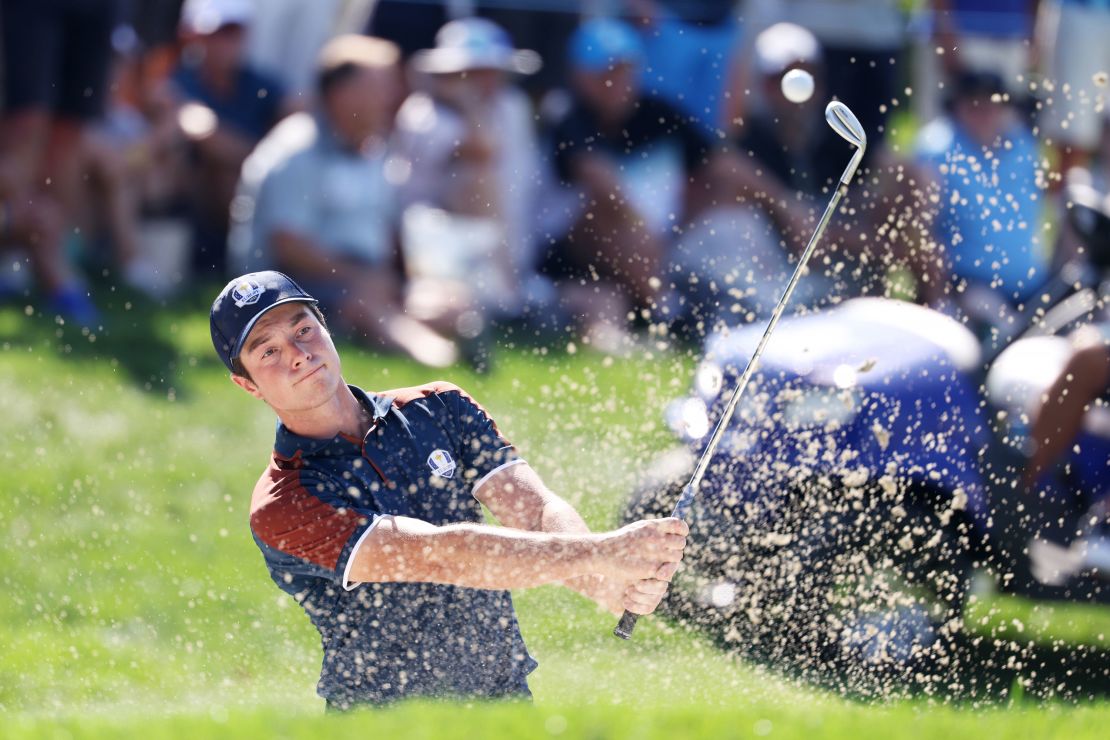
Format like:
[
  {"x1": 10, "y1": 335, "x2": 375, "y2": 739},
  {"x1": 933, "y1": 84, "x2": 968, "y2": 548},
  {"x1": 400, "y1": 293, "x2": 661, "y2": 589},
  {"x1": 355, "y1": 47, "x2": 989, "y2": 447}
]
[{"x1": 613, "y1": 179, "x2": 853, "y2": 641}]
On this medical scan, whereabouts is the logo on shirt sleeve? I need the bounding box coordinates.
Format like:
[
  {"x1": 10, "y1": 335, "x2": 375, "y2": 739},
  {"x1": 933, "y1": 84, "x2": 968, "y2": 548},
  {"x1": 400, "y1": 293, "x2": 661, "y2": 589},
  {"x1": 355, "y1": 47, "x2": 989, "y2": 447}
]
[{"x1": 427, "y1": 449, "x2": 457, "y2": 479}]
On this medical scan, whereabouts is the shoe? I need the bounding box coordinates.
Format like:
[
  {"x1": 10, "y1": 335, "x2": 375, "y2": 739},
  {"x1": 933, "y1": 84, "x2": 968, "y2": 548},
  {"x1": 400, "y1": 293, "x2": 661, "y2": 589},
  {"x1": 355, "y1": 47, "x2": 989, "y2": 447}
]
[{"x1": 48, "y1": 285, "x2": 101, "y2": 329}]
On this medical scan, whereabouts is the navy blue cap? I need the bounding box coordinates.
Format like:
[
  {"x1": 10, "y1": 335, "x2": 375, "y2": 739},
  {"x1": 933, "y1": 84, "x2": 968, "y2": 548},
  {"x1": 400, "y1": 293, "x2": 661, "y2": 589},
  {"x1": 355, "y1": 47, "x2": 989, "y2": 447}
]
[{"x1": 210, "y1": 271, "x2": 317, "y2": 372}]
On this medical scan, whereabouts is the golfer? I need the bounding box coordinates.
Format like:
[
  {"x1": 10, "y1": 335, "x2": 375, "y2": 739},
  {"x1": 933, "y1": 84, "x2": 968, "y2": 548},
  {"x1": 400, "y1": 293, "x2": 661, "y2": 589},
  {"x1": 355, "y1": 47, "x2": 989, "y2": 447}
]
[{"x1": 210, "y1": 271, "x2": 687, "y2": 709}]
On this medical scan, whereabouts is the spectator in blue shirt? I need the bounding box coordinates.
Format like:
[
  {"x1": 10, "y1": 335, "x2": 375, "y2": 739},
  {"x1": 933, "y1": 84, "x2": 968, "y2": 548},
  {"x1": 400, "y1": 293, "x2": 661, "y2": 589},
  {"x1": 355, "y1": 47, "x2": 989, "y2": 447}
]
[
  {"x1": 916, "y1": 70, "x2": 1048, "y2": 307},
  {"x1": 169, "y1": 0, "x2": 292, "y2": 276},
  {"x1": 240, "y1": 36, "x2": 470, "y2": 368},
  {"x1": 239, "y1": 35, "x2": 461, "y2": 369}
]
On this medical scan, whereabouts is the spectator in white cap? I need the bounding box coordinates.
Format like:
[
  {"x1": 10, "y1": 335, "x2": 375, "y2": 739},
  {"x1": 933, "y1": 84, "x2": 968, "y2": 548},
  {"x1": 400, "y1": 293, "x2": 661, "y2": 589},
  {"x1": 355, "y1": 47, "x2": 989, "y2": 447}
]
[{"x1": 392, "y1": 17, "x2": 558, "y2": 339}]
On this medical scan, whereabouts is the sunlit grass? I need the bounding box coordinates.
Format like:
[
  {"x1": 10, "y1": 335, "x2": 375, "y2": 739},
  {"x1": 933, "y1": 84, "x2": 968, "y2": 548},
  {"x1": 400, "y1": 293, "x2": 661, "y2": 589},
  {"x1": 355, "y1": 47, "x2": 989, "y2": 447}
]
[{"x1": 3, "y1": 298, "x2": 1110, "y2": 737}]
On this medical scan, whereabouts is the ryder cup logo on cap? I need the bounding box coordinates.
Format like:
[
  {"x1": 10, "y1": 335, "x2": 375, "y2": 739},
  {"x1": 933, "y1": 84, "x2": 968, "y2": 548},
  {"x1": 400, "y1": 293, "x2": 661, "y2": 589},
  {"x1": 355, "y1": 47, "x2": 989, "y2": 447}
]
[
  {"x1": 209, "y1": 270, "x2": 317, "y2": 372},
  {"x1": 231, "y1": 278, "x2": 264, "y2": 307},
  {"x1": 427, "y1": 449, "x2": 457, "y2": 479}
]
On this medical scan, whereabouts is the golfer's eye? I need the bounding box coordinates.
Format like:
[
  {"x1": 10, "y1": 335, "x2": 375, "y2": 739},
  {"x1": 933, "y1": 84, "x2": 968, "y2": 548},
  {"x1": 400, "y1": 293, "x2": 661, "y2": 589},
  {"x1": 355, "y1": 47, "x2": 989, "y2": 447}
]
[
  {"x1": 298, "y1": 325, "x2": 312, "y2": 337},
  {"x1": 262, "y1": 347, "x2": 276, "y2": 359}
]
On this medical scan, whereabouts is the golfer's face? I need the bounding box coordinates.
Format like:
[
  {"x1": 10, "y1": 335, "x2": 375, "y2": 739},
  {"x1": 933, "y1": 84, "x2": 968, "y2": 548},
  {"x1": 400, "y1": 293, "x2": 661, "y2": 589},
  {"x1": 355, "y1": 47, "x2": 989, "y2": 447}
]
[{"x1": 237, "y1": 304, "x2": 341, "y2": 411}]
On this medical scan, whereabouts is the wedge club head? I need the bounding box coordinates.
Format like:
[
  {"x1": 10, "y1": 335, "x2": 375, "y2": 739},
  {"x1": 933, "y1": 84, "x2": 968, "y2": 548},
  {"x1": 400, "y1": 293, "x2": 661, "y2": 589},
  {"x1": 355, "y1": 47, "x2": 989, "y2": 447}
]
[{"x1": 825, "y1": 101, "x2": 867, "y2": 185}]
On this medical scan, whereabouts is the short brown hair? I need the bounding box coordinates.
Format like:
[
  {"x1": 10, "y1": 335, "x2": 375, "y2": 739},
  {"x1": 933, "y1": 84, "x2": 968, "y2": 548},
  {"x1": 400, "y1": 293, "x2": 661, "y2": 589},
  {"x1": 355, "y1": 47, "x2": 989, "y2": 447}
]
[{"x1": 317, "y1": 35, "x2": 400, "y2": 97}]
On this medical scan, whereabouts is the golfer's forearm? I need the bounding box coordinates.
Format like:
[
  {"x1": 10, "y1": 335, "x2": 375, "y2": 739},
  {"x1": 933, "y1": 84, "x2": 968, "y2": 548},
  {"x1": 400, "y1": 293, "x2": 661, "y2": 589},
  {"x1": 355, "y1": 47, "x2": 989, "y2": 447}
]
[
  {"x1": 349, "y1": 515, "x2": 605, "y2": 589},
  {"x1": 535, "y1": 498, "x2": 622, "y2": 606},
  {"x1": 477, "y1": 465, "x2": 618, "y2": 604}
]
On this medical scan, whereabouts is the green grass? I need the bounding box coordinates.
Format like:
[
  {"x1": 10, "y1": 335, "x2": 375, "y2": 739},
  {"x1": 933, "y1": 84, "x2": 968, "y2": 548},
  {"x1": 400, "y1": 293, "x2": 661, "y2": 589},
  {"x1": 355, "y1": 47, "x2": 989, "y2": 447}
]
[
  {"x1": 3, "y1": 296, "x2": 1110, "y2": 738},
  {"x1": 965, "y1": 593, "x2": 1110, "y2": 649}
]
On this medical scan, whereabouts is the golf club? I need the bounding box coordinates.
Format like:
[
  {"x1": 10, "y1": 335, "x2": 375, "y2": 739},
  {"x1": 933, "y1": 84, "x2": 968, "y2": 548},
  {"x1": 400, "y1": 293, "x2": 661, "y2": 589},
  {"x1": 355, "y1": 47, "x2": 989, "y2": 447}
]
[{"x1": 614, "y1": 101, "x2": 868, "y2": 640}]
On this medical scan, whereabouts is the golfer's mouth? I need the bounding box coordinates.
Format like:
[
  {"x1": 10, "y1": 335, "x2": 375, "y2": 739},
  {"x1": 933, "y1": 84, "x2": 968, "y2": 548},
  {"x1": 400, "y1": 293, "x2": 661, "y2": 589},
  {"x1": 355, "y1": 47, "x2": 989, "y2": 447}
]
[{"x1": 295, "y1": 364, "x2": 325, "y2": 385}]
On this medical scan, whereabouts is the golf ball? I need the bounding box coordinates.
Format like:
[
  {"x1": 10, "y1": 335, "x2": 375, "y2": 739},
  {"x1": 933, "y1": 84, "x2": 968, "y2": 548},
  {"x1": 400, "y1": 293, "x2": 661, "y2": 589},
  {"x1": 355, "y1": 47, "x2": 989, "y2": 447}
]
[{"x1": 781, "y1": 68, "x2": 814, "y2": 103}]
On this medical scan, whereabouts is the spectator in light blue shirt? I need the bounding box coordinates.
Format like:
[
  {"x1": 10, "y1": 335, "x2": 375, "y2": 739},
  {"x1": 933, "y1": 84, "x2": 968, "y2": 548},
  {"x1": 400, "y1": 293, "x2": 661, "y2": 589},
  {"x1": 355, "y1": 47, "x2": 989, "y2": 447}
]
[
  {"x1": 241, "y1": 35, "x2": 460, "y2": 368},
  {"x1": 916, "y1": 70, "x2": 1047, "y2": 305}
]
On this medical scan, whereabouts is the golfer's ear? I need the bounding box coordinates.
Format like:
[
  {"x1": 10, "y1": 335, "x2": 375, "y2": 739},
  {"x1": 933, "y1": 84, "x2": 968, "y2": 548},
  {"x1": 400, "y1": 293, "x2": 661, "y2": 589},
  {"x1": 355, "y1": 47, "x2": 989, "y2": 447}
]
[{"x1": 231, "y1": 373, "x2": 263, "y2": 399}]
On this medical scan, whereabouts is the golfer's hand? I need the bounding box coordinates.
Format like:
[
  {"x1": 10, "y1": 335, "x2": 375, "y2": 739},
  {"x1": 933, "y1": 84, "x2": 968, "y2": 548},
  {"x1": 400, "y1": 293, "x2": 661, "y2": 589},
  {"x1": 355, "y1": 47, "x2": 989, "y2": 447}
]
[
  {"x1": 622, "y1": 570, "x2": 678, "y2": 615},
  {"x1": 598, "y1": 517, "x2": 688, "y2": 582}
]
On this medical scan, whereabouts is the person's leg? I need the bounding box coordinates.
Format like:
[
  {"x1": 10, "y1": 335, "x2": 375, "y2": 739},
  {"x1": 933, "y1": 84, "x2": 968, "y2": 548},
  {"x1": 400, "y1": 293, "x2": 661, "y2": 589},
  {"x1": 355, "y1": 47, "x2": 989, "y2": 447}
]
[
  {"x1": 0, "y1": 0, "x2": 58, "y2": 190},
  {"x1": 1024, "y1": 329, "x2": 1110, "y2": 489},
  {"x1": 405, "y1": 276, "x2": 483, "y2": 338},
  {"x1": 560, "y1": 196, "x2": 667, "y2": 313},
  {"x1": 83, "y1": 131, "x2": 149, "y2": 272},
  {"x1": 557, "y1": 280, "x2": 634, "y2": 354},
  {"x1": 48, "y1": 0, "x2": 119, "y2": 235}
]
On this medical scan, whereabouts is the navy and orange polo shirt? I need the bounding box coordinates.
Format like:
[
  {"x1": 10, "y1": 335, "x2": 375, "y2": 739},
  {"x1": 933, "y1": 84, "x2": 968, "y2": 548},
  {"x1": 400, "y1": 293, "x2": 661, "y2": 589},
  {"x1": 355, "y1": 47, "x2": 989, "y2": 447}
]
[{"x1": 249, "y1": 381, "x2": 537, "y2": 706}]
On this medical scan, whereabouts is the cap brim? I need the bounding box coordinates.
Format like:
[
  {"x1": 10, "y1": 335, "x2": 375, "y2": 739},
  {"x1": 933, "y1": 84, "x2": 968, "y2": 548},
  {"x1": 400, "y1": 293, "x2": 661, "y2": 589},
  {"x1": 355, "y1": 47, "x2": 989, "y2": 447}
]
[
  {"x1": 230, "y1": 296, "x2": 318, "y2": 364},
  {"x1": 411, "y1": 48, "x2": 541, "y2": 75}
]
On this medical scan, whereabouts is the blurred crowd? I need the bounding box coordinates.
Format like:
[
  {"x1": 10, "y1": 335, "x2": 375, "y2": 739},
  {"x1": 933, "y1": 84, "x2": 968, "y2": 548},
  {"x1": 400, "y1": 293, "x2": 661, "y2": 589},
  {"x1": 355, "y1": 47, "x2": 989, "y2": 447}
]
[{"x1": 0, "y1": 0, "x2": 1107, "y2": 359}]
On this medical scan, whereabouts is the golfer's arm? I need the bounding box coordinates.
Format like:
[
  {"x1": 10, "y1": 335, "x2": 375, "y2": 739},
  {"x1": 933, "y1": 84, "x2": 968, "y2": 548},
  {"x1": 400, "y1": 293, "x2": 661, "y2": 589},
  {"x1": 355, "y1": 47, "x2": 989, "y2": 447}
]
[
  {"x1": 476, "y1": 463, "x2": 623, "y2": 608},
  {"x1": 345, "y1": 514, "x2": 605, "y2": 589}
]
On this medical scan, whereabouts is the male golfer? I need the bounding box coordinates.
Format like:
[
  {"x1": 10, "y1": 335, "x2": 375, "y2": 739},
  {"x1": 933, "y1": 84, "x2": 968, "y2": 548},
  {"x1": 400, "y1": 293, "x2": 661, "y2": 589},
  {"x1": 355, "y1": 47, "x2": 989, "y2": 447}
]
[{"x1": 210, "y1": 271, "x2": 687, "y2": 708}]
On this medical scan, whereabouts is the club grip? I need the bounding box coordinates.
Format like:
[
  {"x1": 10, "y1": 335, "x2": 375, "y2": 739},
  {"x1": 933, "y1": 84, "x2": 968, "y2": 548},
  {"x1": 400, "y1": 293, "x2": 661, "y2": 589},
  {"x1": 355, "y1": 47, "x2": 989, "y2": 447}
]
[{"x1": 613, "y1": 610, "x2": 639, "y2": 640}]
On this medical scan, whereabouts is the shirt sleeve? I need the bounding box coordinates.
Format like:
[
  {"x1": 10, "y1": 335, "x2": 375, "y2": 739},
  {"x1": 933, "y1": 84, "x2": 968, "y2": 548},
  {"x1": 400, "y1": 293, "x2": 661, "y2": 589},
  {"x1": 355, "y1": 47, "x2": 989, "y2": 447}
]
[
  {"x1": 249, "y1": 467, "x2": 380, "y2": 590},
  {"x1": 441, "y1": 387, "x2": 523, "y2": 493},
  {"x1": 254, "y1": 151, "x2": 317, "y2": 242}
]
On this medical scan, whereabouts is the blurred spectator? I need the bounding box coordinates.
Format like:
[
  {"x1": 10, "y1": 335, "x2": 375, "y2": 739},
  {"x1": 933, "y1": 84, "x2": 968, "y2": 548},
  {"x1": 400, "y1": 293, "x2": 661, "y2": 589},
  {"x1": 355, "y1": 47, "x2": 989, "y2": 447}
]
[
  {"x1": 624, "y1": 0, "x2": 742, "y2": 132},
  {"x1": 671, "y1": 22, "x2": 840, "y2": 329},
  {"x1": 368, "y1": 1, "x2": 581, "y2": 103},
  {"x1": 393, "y1": 18, "x2": 559, "y2": 334},
  {"x1": 733, "y1": 0, "x2": 907, "y2": 154},
  {"x1": 77, "y1": 30, "x2": 192, "y2": 298},
  {"x1": 542, "y1": 18, "x2": 717, "y2": 347},
  {"x1": 0, "y1": 0, "x2": 123, "y2": 326},
  {"x1": 914, "y1": 1, "x2": 1040, "y2": 123},
  {"x1": 681, "y1": 21, "x2": 945, "y2": 325},
  {"x1": 1039, "y1": 0, "x2": 1110, "y2": 181},
  {"x1": 916, "y1": 70, "x2": 1048, "y2": 309},
  {"x1": 240, "y1": 35, "x2": 458, "y2": 368},
  {"x1": 169, "y1": 0, "x2": 291, "y2": 276}
]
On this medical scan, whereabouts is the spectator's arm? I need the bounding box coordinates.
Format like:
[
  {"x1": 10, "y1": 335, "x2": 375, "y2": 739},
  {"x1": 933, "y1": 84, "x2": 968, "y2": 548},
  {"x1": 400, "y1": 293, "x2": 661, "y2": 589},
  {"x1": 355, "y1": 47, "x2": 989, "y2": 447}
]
[
  {"x1": 270, "y1": 228, "x2": 395, "y2": 292},
  {"x1": 175, "y1": 100, "x2": 256, "y2": 167},
  {"x1": 706, "y1": 148, "x2": 812, "y2": 251},
  {"x1": 570, "y1": 152, "x2": 626, "y2": 203}
]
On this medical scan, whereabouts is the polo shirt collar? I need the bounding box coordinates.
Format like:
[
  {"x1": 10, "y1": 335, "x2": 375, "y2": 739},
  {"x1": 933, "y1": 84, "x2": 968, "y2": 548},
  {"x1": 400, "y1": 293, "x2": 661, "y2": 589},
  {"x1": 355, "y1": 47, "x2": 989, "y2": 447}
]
[{"x1": 273, "y1": 385, "x2": 396, "y2": 460}]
